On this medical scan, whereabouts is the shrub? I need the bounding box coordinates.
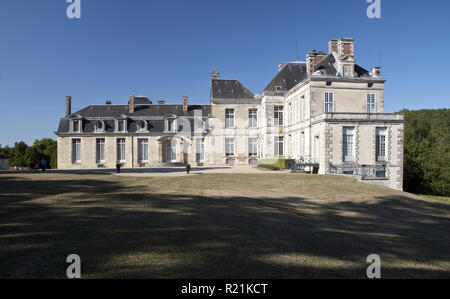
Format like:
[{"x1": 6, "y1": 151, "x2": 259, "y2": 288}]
[{"x1": 258, "y1": 164, "x2": 281, "y2": 171}]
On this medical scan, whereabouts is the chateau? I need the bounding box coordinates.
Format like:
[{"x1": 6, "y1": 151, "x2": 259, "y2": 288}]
[{"x1": 56, "y1": 38, "x2": 405, "y2": 190}]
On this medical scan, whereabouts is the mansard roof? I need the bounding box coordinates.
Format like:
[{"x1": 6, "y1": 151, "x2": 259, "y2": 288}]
[
  {"x1": 210, "y1": 79, "x2": 256, "y2": 104},
  {"x1": 313, "y1": 53, "x2": 371, "y2": 77},
  {"x1": 263, "y1": 62, "x2": 307, "y2": 94},
  {"x1": 56, "y1": 104, "x2": 211, "y2": 135}
]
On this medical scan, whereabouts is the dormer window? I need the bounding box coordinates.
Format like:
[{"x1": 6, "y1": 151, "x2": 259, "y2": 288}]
[
  {"x1": 275, "y1": 86, "x2": 283, "y2": 91},
  {"x1": 116, "y1": 119, "x2": 126, "y2": 133},
  {"x1": 71, "y1": 119, "x2": 82, "y2": 133},
  {"x1": 138, "y1": 120, "x2": 148, "y2": 132},
  {"x1": 95, "y1": 121, "x2": 105, "y2": 133},
  {"x1": 165, "y1": 116, "x2": 177, "y2": 132}
]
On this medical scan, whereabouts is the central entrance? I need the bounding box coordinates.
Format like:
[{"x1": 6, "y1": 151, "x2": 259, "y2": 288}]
[{"x1": 166, "y1": 144, "x2": 177, "y2": 163}]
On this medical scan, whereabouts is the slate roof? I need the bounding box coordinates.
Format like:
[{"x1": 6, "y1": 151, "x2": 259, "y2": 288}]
[
  {"x1": 313, "y1": 53, "x2": 370, "y2": 77},
  {"x1": 263, "y1": 56, "x2": 372, "y2": 95},
  {"x1": 210, "y1": 79, "x2": 256, "y2": 104},
  {"x1": 57, "y1": 104, "x2": 211, "y2": 134},
  {"x1": 263, "y1": 62, "x2": 307, "y2": 94}
]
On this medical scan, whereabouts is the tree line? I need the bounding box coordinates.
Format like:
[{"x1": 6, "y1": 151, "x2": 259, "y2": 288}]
[
  {"x1": 0, "y1": 138, "x2": 57, "y2": 169},
  {"x1": 401, "y1": 109, "x2": 449, "y2": 197}
]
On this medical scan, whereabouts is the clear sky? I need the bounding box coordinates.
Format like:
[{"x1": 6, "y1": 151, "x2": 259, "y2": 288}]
[{"x1": 0, "y1": 0, "x2": 449, "y2": 146}]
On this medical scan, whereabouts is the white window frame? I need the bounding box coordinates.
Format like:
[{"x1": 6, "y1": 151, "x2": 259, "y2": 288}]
[
  {"x1": 367, "y1": 94, "x2": 376, "y2": 113},
  {"x1": 376, "y1": 128, "x2": 387, "y2": 162},
  {"x1": 72, "y1": 119, "x2": 81, "y2": 133},
  {"x1": 72, "y1": 139, "x2": 81, "y2": 164},
  {"x1": 274, "y1": 106, "x2": 284, "y2": 126},
  {"x1": 116, "y1": 119, "x2": 127, "y2": 133},
  {"x1": 195, "y1": 138, "x2": 205, "y2": 162},
  {"x1": 96, "y1": 138, "x2": 105, "y2": 164},
  {"x1": 138, "y1": 120, "x2": 148, "y2": 133},
  {"x1": 117, "y1": 138, "x2": 126, "y2": 163},
  {"x1": 225, "y1": 109, "x2": 235, "y2": 128},
  {"x1": 248, "y1": 109, "x2": 258, "y2": 128},
  {"x1": 343, "y1": 127, "x2": 355, "y2": 162},
  {"x1": 225, "y1": 137, "x2": 235, "y2": 157},
  {"x1": 138, "y1": 138, "x2": 149, "y2": 163},
  {"x1": 165, "y1": 118, "x2": 177, "y2": 132},
  {"x1": 325, "y1": 92, "x2": 334, "y2": 113},
  {"x1": 95, "y1": 120, "x2": 105, "y2": 133},
  {"x1": 248, "y1": 137, "x2": 258, "y2": 157},
  {"x1": 275, "y1": 136, "x2": 284, "y2": 157}
]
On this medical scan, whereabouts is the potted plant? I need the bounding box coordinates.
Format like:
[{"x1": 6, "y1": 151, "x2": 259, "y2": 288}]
[{"x1": 116, "y1": 163, "x2": 122, "y2": 173}]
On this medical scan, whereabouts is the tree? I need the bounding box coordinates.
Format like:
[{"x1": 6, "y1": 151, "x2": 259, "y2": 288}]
[{"x1": 401, "y1": 109, "x2": 450, "y2": 196}]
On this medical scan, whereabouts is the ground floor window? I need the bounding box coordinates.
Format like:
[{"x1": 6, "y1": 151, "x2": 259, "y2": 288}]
[
  {"x1": 117, "y1": 138, "x2": 126, "y2": 163},
  {"x1": 343, "y1": 127, "x2": 355, "y2": 162},
  {"x1": 72, "y1": 139, "x2": 81, "y2": 164},
  {"x1": 196, "y1": 138, "x2": 205, "y2": 162},
  {"x1": 249, "y1": 137, "x2": 258, "y2": 157},
  {"x1": 225, "y1": 138, "x2": 235, "y2": 157},
  {"x1": 376, "y1": 128, "x2": 387, "y2": 162},
  {"x1": 275, "y1": 136, "x2": 284, "y2": 157},
  {"x1": 96, "y1": 138, "x2": 105, "y2": 164},
  {"x1": 138, "y1": 138, "x2": 149, "y2": 163}
]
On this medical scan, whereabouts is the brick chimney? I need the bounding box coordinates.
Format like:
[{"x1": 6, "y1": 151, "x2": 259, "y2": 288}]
[
  {"x1": 66, "y1": 96, "x2": 72, "y2": 116},
  {"x1": 183, "y1": 96, "x2": 188, "y2": 112},
  {"x1": 328, "y1": 39, "x2": 338, "y2": 54},
  {"x1": 336, "y1": 38, "x2": 355, "y2": 77},
  {"x1": 129, "y1": 96, "x2": 135, "y2": 113},
  {"x1": 211, "y1": 68, "x2": 219, "y2": 80}
]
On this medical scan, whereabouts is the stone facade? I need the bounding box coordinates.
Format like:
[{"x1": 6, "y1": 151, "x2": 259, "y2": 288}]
[{"x1": 56, "y1": 38, "x2": 405, "y2": 190}]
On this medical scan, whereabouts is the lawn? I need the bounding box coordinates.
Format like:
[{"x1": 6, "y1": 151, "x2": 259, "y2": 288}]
[{"x1": 0, "y1": 172, "x2": 449, "y2": 279}]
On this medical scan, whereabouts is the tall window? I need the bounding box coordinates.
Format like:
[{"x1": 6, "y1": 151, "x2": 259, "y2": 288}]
[
  {"x1": 275, "y1": 136, "x2": 284, "y2": 157},
  {"x1": 72, "y1": 120, "x2": 80, "y2": 133},
  {"x1": 248, "y1": 109, "x2": 258, "y2": 128},
  {"x1": 249, "y1": 137, "x2": 258, "y2": 157},
  {"x1": 167, "y1": 119, "x2": 176, "y2": 132},
  {"x1": 117, "y1": 138, "x2": 126, "y2": 163},
  {"x1": 325, "y1": 92, "x2": 334, "y2": 113},
  {"x1": 196, "y1": 138, "x2": 205, "y2": 162},
  {"x1": 225, "y1": 109, "x2": 235, "y2": 128},
  {"x1": 376, "y1": 128, "x2": 387, "y2": 162},
  {"x1": 138, "y1": 138, "x2": 149, "y2": 163},
  {"x1": 367, "y1": 94, "x2": 376, "y2": 113},
  {"x1": 72, "y1": 139, "x2": 81, "y2": 164},
  {"x1": 301, "y1": 98, "x2": 305, "y2": 120},
  {"x1": 343, "y1": 127, "x2": 355, "y2": 162},
  {"x1": 117, "y1": 120, "x2": 126, "y2": 133},
  {"x1": 225, "y1": 138, "x2": 235, "y2": 157},
  {"x1": 274, "y1": 106, "x2": 284, "y2": 126},
  {"x1": 96, "y1": 139, "x2": 105, "y2": 164}
]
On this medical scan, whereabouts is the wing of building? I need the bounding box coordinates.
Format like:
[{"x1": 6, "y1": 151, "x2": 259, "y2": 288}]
[{"x1": 56, "y1": 38, "x2": 405, "y2": 190}]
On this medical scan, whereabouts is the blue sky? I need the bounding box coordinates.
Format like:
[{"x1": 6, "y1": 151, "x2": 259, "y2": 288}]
[{"x1": 0, "y1": 0, "x2": 449, "y2": 146}]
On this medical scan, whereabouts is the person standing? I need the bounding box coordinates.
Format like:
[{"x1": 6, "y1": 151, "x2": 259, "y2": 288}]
[{"x1": 41, "y1": 158, "x2": 47, "y2": 172}]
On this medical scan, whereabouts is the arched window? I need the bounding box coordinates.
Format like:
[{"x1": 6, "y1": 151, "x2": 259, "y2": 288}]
[{"x1": 96, "y1": 121, "x2": 105, "y2": 132}]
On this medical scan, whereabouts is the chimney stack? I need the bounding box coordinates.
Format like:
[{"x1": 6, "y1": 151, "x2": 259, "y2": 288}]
[
  {"x1": 211, "y1": 68, "x2": 219, "y2": 80},
  {"x1": 66, "y1": 96, "x2": 72, "y2": 116},
  {"x1": 335, "y1": 38, "x2": 355, "y2": 77},
  {"x1": 372, "y1": 67, "x2": 381, "y2": 77},
  {"x1": 306, "y1": 50, "x2": 317, "y2": 76},
  {"x1": 328, "y1": 39, "x2": 338, "y2": 54},
  {"x1": 129, "y1": 96, "x2": 135, "y2": 113},
  {"x1": 183, "y1": 96, "x2": 188, "y2": 112}
]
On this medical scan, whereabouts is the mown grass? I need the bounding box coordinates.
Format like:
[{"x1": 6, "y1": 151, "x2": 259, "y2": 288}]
[{"x1": 0, "y1": 173, "x2": 449, "y2": 279}]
